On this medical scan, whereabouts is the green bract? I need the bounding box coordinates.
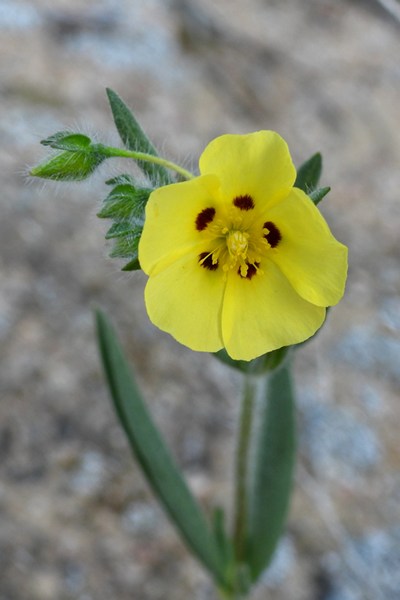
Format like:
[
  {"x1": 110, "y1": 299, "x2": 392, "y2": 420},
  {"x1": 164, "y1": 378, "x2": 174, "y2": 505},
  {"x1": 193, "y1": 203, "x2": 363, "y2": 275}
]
[
  {"x1": 97, "y1": 179, "x2": 152, "y2": 270},
  {"x1": 294, "y1": 151, "x2": 331, "y2": 205},
  {"x1": 41, "y1": 131, "x2": 92, "y2": 152}
]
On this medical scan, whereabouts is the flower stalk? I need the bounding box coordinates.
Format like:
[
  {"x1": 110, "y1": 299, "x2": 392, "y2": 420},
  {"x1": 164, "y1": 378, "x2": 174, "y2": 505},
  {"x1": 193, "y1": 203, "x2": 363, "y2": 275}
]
[
  {"x1": 97, "y1": 144, "x2": 195, "y2": 181},
  {"x1": 234, "y1": 371, "x2": 256, "y2": 565}
]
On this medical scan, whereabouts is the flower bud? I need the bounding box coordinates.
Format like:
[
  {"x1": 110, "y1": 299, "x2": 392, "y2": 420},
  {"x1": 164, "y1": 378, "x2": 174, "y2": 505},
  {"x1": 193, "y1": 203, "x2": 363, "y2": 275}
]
[{"x1": 30, "y1": 149, "x2": 105, "y2": 181}]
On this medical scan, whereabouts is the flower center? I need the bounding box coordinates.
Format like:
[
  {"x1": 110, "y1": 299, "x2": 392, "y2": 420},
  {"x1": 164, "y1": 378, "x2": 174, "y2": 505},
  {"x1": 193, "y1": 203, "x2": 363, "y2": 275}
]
[
  {"x1": 195, "y1": 200, "x2": 281, "y2": 280},
  {"x1": 226, "y1": 230, "x2": 249, "y2": 260},
  {"x1": 222, "y1": 227, "x2": 254, "y2": 277}
]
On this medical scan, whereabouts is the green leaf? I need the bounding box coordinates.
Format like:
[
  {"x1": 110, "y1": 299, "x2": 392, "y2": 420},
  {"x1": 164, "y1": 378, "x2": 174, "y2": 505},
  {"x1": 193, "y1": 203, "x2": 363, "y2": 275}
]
[
  {"x1": 309, "y1": 186, "x2": 330, "y2": 205},
  {"x1": 295, "y1": 152, "x2": 322, "y2": 194},
  {"x1": 95, "y1": 310, "x2": 229, "y2": 589},
  {"x1": 106, "y1": 88, "x2": 171, "y2": 186},
  {"x1": 97, "y1": 184, "x2": 151, "y2": 221},
  {"x1": 212, "y1": 507, "x2": 234, "y2": 577},
  {"x1": 246, "y1": 363, "x2": 296, "y2": 582},
  {"x1": 97, "y1": 183, "x2": 151, "y2": 269}
]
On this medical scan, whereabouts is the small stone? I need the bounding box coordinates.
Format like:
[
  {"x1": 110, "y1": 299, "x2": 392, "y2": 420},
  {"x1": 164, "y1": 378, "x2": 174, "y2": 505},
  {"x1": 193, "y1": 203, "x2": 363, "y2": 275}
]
[
  {"x1": 379, "y1": 297, "x2": 400, "y2": 333},
  {"x1": 301, "y1": 404, "x2": 381, "y2": 481},
  {"x1": 31, "y1": 572, "x2": 61, "y2": 600},
  {"x1": 323, "y1": 527, "x2": 400, "y2": 600},
  {"x1": 333, "y1": 325, "x2": 400, "y2": 383},
  {"x1": 69, "y1": 451, "x2": 107, "y2": 498},
  {"x1": 121, "y1": 502, "x2": 161, "y2": 536},
  {"x1": 0, "y1": 1, "x2": 41, "y2": 30},
  {"x1": 259, "y1": 536, "x2": 296, "y2": 589}
]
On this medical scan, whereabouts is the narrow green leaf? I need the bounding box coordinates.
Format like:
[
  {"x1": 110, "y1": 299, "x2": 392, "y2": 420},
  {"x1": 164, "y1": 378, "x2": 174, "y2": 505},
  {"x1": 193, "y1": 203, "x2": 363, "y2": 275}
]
[
  {"x1": 95, "y1": 310, "x2": 228, "y2": 588},
  {"x1": 295, "y1": 152, "x2": 322, "y2": 194},
  {"x1": 212, "y1": 507, "x2": 234, "y2": 571},
  {"x1": 106, "y1": 88, "x2": 171, "y2": 186},
  {"x1": 246, "y1": 364, "x2": 296, "y2": 581},
  {"x1": 309, "y1": 186, "x2": 330, "y2": 205}
]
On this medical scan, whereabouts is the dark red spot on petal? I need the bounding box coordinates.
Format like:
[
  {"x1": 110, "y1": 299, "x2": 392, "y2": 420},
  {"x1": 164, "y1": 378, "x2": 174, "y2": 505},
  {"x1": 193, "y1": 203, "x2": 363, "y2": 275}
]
[
  {"x1": 238, "y1": 262, "x2": 259, "y2": 280},
  {"x1": 264, "y1": 221, "x2": 281, "y2": 248},
  {"x1": 233, "y1": 194, "x2": 255, "y2": 211},
  {"x1": 195, "y1": 207, "x2": 216, "y2": 231},
  {"x1": 199, "y1": 252, "x2": 218, "y2": 271}
]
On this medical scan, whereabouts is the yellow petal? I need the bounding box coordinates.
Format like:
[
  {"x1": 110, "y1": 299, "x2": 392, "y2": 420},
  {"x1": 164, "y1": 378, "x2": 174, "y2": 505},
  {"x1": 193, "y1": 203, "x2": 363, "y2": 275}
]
[
  {"x1": 199, "y1": 131, "x2": 296, "y2": 209},
  {"x1": 144, "y1": 251, "x2": 225, "y2": 353},
  {"x1": 266, "y1": 188, "x2": 348, "y2": 307},
  {"x1": 221, "y1": 260, "x2": 325, "y2": 361},
  {"x1": 139, "y1": 174, "x2": 220, "y2": 276}
]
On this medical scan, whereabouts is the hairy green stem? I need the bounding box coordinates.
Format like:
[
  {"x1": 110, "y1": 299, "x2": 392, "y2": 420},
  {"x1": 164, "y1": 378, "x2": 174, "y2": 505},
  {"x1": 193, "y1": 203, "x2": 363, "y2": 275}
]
[
  {"x1": 97, "y1": 144, "x2": 195, "y2": 180},
  {"x1": 233, "y1": 372, "x2": 256, "y2": 565}
]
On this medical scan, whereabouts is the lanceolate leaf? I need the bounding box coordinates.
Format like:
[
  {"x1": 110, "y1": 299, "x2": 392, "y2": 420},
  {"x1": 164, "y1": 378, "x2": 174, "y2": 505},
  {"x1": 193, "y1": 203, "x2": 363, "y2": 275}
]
[
  {"x1": 212, "y1": 507, "x2": 234, "y2": 575},
  {"x1": 246, "y1": 363, "x2": 296, "y2": 582},
  {"x1": 95, "y1": 310, "x2": 229, "y2": 589},
  {"x1": 295, "y1": 152, "x2": 322, "y2": 194},
  {"x1": 106, "y1": 88, "x2": 171, "y2": 186}
]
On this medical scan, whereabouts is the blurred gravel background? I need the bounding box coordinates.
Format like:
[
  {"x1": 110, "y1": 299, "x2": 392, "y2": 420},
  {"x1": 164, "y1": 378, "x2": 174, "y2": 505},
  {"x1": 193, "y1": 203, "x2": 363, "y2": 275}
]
[{"x1": 0, "y1": 1, "x2": 399, "y2": 599}]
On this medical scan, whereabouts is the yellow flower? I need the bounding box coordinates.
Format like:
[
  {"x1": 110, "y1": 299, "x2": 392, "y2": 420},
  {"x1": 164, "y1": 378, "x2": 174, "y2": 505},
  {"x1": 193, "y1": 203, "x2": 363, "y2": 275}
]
[{"x1": 139, "y1": 131, "x2": 347, "y2": 361}]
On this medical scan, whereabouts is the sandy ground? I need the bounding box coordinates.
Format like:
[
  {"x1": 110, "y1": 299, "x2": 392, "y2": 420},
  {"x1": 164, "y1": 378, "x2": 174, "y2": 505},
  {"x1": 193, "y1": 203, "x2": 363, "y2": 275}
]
[{"x1": 1, "y1": 1, "x2": 400, "y2": 599}]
